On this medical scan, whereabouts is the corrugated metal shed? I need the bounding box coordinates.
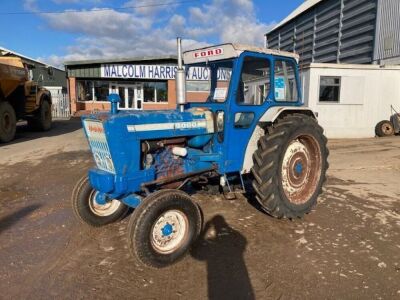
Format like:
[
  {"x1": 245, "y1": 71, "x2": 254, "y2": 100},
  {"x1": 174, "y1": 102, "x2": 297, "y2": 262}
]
[
  {"x1": 374, "y1": 0, "x2": 400, "y2": 64},
  {"x1": 266, "y1": 0, "x2": 378, "y2": 65}
]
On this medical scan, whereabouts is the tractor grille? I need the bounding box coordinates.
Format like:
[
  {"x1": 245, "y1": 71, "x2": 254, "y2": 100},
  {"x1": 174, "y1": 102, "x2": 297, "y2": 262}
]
[{"x1": 83, "y1": 119, "x2": 115, "y2": 174}]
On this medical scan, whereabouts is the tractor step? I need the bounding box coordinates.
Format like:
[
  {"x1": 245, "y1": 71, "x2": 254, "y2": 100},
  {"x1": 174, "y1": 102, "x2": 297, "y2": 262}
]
[{"x1": 221, "y1": 173, "x2": 246, "y2": 200}]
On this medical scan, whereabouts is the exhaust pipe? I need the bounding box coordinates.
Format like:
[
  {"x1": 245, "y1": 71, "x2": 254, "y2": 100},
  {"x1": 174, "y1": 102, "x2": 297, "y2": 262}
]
[{"x1": 176, "y1": 37, "x2": 186, "y2": 112}]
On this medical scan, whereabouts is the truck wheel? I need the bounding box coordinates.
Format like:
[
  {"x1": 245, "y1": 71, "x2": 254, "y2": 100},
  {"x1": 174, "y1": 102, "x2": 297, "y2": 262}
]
[
  {"x1": 251, "y1": 114, "x2": 328, "y2": 219},
  {"x1": 375, "y1": 120, "x2": 394, "y2": 137},
  {"x1": 71, "y1": 176, "x2": 129, "y2": 227},
  {"x1": 0, "y1": 102, "x2": 17, "y2": 143},
  {"x1": 28, "y1": 100, "x2": 52, "y2": 131},
  {"x1": 127, "y1": 190, "x2": 202, "y2": 268}
]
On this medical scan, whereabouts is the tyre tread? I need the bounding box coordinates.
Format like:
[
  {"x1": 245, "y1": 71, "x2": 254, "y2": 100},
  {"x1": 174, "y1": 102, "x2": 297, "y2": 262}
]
[{"x1": 251, "y1": 114, "x2": 329, "y2": 219}]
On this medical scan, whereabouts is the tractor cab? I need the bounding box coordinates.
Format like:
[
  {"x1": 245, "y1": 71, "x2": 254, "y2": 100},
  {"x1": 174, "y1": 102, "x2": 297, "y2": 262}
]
[{"x1": 182, "y1": 44, "x2": 304, "y2": 173}]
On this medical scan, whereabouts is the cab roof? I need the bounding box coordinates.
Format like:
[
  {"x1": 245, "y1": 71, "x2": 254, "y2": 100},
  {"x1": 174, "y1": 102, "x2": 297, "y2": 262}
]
[{"x1": 183, "y1": 43, "x2": 299, "y2": 65}]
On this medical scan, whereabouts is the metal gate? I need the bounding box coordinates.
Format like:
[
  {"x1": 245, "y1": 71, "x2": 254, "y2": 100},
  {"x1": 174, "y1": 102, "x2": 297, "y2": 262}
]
[{"x1": 51, "y1": 93, "x2": 70, "y2": 119}]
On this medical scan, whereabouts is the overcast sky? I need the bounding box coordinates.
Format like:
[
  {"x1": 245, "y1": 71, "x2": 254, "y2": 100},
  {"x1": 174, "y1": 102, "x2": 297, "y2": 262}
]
[{"x1": 0, "y1": 0, "x2": 303, "y2": 68}]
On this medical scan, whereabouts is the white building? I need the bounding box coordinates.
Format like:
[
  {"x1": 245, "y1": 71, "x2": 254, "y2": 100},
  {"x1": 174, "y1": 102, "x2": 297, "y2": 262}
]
[
  {"x1": 302, "y1": 63, "x2": 400, "y2": 138},
  {"x1": 265, "y1": 0, "x2": 400, "y2": 138}
]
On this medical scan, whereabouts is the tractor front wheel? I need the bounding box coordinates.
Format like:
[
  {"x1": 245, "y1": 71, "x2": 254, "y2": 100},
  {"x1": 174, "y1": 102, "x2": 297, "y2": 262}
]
[
  {"x1": 251, "y1": 114, "x2": 329, "y2": 219},
  {"x1": 375, "y1": 120, "x2": 394, "y2": 137},
  {"x1": 71, "y1": 176, "x2": 129, "y2": 227},
  {"x1": 127, "y1": 190, "x2": 202, "y2": 268}
]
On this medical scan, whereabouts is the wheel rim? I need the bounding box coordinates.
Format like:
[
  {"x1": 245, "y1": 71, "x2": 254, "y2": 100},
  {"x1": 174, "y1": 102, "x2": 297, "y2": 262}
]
[
  {"x1": 382, "y1": 123, "x2": 394, "y2": 135},
  {"x1": 281, "y1": 135, "x2": 322, "y2": 205},
  {"x1": 150, "y1": 210, "x2": 189, "y2": 254},
  {"x1": 88, "y1": 191, "x2": 121, "y2": 216}
]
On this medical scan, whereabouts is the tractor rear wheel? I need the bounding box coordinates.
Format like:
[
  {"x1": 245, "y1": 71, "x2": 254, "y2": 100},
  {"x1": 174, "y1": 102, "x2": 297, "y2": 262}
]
[
  {"x1": 71, "y1": 175, "x2": 129, "y2": 227},
  {"x1": 0, "y1": 102, "x2": 16, "y2": 143},
  {"x1": 127, "y1": 190, "x2": 202, "y2": 268},
  {"x1": 375, "y1": 120, "x2": 394, "y2": 137},
  {"x1": 251, "y1": 114, "x2": 328, "y2": 219}
]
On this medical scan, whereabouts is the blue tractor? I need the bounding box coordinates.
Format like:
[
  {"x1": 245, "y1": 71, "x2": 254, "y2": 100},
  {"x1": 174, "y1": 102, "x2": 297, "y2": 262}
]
[{"x1": 72, "y1": 39, "x2": 329, "y2": 268}]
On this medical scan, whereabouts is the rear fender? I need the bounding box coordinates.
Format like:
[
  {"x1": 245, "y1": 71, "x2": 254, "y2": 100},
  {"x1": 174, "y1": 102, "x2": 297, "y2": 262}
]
[
  {"x1": 241, "y1": 106, "x2": 317, "y2": 174},
  {"x1": 259, "y1": 106, "x2": 316, "y2": 122}
]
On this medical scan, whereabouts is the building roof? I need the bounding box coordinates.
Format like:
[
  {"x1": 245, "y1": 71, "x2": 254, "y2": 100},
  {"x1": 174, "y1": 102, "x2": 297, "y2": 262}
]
[
  {"x1": 306, "y1": 62, "x2": 400, "y2": 70},
  {"x1": 184, "y1": 43, "x2": 299, "y2": 65},
  {"x1": 64, "y1": 55, "x2": 178, "y2": 66},
  {"x1": 0, "y1": 46, "x2": 65, "y2": 72},
  {"x1": 266, "y1": 0, "x2": 323, "y2": 35}
]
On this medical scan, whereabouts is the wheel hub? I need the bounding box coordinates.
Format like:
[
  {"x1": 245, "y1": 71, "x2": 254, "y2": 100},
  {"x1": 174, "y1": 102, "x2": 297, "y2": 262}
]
[
  {"x1": 382, "y1": 124, "x2": 394, "y2": 135},
  {"x1": 161, "y1": 223, "x2": 173, "y2": 236},
  {"x1": 281, "y1": 136, "x2": 322, "y2": 205},
  {"x1": 89, "y1": 191, "x2": 121, "y2": 216},
  {"x1": 151, "y1": 210, "x2": 188, "y2": 254},
  {"x1": 294, "y1": 161, "x2": 303, "y2": 174}
]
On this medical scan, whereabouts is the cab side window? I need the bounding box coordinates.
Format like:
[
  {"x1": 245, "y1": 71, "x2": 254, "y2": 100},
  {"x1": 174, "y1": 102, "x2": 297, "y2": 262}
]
[
  {"x1": 237, "y1": 57, "x2": 271, "y2": 105},
  {"x1": 274, "y1": 60, "x2": 298, "y2": 102}
]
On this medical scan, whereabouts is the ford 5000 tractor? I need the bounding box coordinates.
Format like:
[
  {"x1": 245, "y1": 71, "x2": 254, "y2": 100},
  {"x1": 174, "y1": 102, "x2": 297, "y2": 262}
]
[{"x1": 72, "y1": 39, "x2": 329, "y2": 268}]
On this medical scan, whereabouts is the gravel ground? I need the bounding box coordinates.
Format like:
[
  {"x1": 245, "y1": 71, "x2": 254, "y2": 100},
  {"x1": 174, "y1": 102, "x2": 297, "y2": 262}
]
[{"x1": 0, "y1": 119, "x2": 399, "y2": 299}]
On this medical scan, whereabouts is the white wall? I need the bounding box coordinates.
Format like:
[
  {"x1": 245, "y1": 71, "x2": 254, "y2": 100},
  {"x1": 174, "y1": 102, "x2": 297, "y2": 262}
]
[
  {"x1": 43, "y1": 86, "x2": 65, "y2": 94},
  {"x1": 302, "y1": 63, "x2": 400, "y2": 138}
]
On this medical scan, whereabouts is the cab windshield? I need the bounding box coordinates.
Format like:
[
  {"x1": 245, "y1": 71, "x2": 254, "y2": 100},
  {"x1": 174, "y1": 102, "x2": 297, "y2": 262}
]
[{"x1": 185, "y1": 60, "x2": 233, "y2": 103}]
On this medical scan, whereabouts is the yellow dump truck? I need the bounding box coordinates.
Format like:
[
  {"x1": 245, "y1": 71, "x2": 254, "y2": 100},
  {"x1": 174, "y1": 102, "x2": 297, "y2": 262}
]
[{"x1": 0, "y1": 57, "x2": 52, "y2": 142}]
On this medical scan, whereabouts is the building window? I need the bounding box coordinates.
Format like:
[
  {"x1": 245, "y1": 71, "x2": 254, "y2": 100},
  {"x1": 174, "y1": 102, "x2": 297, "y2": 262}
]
[
  {"x1": 77, "y1": 80, "x2": 109, "y2": 102},
  {"x1": 77, "y1": 80, "x2": 94, "y2": 101},
  {"x1": 93, "y1": 81, "x2": 109, "y2": 101},
  {"x1": 186, "y1": 81, "x2": 210, "y2": 92},
  {"x1": 143, "y1": 82, "x2": 168, "y2": 103},
  {"x1": 274, "y1": 60, "x2": 298, "y2": 102},
  {"x1": 319, "y1": 76, "x2": 341, "y2": 102}
]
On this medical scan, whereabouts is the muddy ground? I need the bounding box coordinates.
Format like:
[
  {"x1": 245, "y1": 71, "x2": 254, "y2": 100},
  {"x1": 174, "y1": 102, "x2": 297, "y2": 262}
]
[{"x1": 0, "y1": 119, "x2": 399, "y2": 299}]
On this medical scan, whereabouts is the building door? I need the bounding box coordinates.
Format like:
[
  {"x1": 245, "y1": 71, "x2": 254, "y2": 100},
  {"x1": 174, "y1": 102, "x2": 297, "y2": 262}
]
[
  {"x1": 112, "y1": 84, "x2": 143, "y2": 110},
  {"x1": 134, "y1": 84, "x2": 143, "y2": 110},
  {"x1": 110, "y1": 83, "x2": 127, "y2": 109}
]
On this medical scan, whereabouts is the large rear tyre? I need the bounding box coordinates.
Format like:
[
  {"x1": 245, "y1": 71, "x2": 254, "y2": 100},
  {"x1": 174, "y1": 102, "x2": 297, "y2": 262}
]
[
  {"x1": 127, "y1": 190, "x2": 202, "y2": 268},
  {"x1": 71, "y1": 176, "x2": 129, "y2": 227},
  {"x1": 0, "y1": 102, "x2": 16, "y2": 143},
  {"x1": 28, "y1": 100, "x2": 52, "y2": 131},
  {"x1": 375, "y1": 120, "x2": 394, "y2": 137},
  {"x1": 251, "y1": 114, "x2": 329, "y2": 219}
]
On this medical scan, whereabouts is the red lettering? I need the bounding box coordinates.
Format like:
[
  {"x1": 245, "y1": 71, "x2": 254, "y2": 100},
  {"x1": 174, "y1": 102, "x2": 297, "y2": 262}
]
[
  {"x1": 193, "y1": 48, "x2": 224, "y2": 59},
  {"x1": 88, "y1": 125, "x2": 103, "y2": 134}
]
